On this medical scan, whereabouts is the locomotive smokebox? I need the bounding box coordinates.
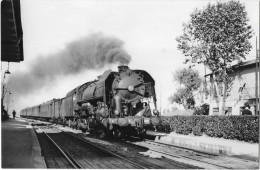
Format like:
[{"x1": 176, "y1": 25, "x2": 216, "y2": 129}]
[{"x1": 118, "y1": 65, "x2": 129, "y2": 73}]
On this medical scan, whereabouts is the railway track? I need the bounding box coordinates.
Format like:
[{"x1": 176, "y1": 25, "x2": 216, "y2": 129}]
[
  {"x1": 43, "y1": 132, "x2": 83, "y2": 168},
  {"x1": 31, "y1": 120, "x2": 201, "y2": 169},
  {"x1": 144, "y1": 139, "x2": 219, "y2": 157},
  {"x1": 55, "y1": 131, "x2": 200, "y2": 169},
  {"x1": 35, "y1": 129, "x2": 77, "y2": 168},
  {"x1": 34, "y1": 124, "x2": 147, "y2": 169},
  {"x1": 129, "y1": 139, "x2": 258, "y2": 169},
  {"x1": 63, "y1": 132, "x2": 148, "y2": 169}
]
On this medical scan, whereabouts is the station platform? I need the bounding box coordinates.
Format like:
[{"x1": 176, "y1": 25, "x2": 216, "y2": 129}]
[{"x1": 1, "y1": 118, "x2": 46, "y2": 168}]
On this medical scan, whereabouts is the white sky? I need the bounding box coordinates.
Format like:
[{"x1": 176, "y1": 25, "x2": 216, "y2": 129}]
[{"x1": 2, "y1": 0, "x2": 259, "y2": 114}]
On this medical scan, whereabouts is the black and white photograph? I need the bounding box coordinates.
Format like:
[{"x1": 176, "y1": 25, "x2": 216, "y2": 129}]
[{"x1": 1, "y1": 0, "x2": 259, "y2": 169}]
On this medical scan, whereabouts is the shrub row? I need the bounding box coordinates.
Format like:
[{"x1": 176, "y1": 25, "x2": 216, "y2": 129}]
[{"x1": 160, "y1": 115, "x2": 259, "y2": 143}]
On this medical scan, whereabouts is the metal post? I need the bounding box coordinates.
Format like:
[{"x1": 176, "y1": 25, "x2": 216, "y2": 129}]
[
  {"x1": 7, "y1": 91, "x2": 11, "y2": 116},
  {"x1": 258, "y1": 2, "x2": 260, "y2": 116},
  {"x1": 2, "y1": 84, "x2": 5, "y2": 109},
  {"x1": 2, "y1": 69, "x2": 11, "y2": 118},
  {"x1": 1, "y1": 83, "x2": 7, "y2": 118},
  {"x1": 2, "y1": 78, "x2": 6, "y2": 110},
  {"x1": 159, "y1": 80, "x2": 162, "y2": 115},
  {"x1": 256, "y1": 37, "x2": 258, "y2": 115},
  {"x1": 258, "y1": 2, "x2": 260, "y2": 166}
]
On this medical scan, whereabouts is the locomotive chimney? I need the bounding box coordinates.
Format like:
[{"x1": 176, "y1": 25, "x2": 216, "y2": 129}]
[{"x1": 118, "y1": 65, "x2": 129, "y2": 73}]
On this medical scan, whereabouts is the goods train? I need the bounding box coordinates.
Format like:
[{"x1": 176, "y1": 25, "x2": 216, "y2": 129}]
[{"x1": 20, "y1": 66, "x2": 161, "y2": 138}]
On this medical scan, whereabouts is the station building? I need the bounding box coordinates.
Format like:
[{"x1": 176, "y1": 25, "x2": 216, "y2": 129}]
[{"x1": 204, "y1": 59, "x2": 259, "y2": 115}]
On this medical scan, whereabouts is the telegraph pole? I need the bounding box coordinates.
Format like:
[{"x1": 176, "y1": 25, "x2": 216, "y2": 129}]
[
  {"x1": 259, "y1": 1, "x2": 260, "y2": 115},
  {"x1": 6, "y1": 91, "x2": 11, "y2": 116},
  {"x1": 256, "y1": 37, "x2": 258, "y2": 115},
  {"x1": 160, "y1": 80, "x2": 162, "y2": 115},
  {"x1": 258, "y1": 3, "x2": 260, "y2": 168}
]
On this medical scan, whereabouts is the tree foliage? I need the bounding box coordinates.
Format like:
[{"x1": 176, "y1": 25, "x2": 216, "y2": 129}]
[
  {"x1": 169, "y1": 68, "x2": 202, "y2": 109},
  {"x1": 176, "y1": 1, "x2": 253, "y2": 114},
  {"x1": 176, "y1": 1, "x2": 253, "y2": 72},
  {"x1": 174, "y1": 68, "x2": 202, "y2": 90}
]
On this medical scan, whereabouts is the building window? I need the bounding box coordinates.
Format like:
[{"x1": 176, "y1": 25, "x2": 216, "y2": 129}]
[
  {"x1": 225, "y1": 107, "x2": 232, "y2": 115},
  {"x1": 213, "y1": 107, "x2": 219, "y2": 115},
  {"x1": 238, "y1": 83, "x2": 246, "y2": 92}
]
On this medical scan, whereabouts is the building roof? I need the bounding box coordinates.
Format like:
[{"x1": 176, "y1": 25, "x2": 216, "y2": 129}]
[
  {"x1": 205, "y1": 59, "x2": 258, "y2": 77},
  {"x1": 1, "y1": 0, "x2": 24, "y2": 62}
]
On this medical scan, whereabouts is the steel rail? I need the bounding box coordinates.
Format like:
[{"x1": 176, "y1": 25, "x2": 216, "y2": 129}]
[
  {"x1": 64, "y1": 132, "x2": 149, "y2": 169},
  {"x1": 43, "y1": 132, "x2": 84, "y2": 169},
  {"x1": 123, "y1": 137, "x2": 229, "y2": 169},
  {"x1": 144, "y1": 139, "x2": 219, "y2": 156},
  {"x1": 147, "y1": 147, "x2": 231, "y2": 169},
  {"x1": 140, "y1": 139, "x2": 231, "y2": 169},
  {"x1": 146, "y1": 139, "x2": 258, "y2": 163}
]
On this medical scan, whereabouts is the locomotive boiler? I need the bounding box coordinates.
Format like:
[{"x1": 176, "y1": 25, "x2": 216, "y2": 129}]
[{"x1": 20, "y1": 66, "x2": 161, "y2": 138}]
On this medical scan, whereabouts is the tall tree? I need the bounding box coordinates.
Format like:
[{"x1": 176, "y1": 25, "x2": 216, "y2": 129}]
[
  {"x1": 169, "y1": 68, "x2": 202, "y2": 109},
  {"x1": 176, "y1": 1, "x2": 253, "y2": 115}
]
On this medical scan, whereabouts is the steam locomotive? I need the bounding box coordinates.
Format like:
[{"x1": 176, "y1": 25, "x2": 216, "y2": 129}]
[{"x1": 20, "y1": 66, "x2": 161, "y2": 138}]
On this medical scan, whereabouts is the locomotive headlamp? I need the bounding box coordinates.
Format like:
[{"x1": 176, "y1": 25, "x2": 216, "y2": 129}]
[
  {"x1": 128, "y1": 85, "x2": 134, "y2": 92},
  {"x1": 123, "y1": 107, "x2": 128, "y2": 116},
  {"x1": 114, "y1": 109, "x2": 120, "y2": 115},
  {"x1": 153, "y1": 109, "x2": 159, "y2": 116}
]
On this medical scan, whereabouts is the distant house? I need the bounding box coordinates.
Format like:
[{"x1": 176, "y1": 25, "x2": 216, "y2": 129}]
[{"x1": 205, "y1": 59, "x2": 259, "y2": 115}]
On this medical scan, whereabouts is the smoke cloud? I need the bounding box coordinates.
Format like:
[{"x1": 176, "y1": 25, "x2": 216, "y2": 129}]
[{"x1": 8, "y1": 33, "x2": 131, "y2": 98}]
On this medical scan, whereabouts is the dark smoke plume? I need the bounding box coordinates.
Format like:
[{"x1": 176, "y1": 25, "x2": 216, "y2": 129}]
[{"x1": 8, "y1": 33, "x2": 131, "y2": 98}]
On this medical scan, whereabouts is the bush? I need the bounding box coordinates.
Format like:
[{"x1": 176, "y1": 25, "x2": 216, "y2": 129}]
[
  {"x1": 163, "y1": 109, "x2": 194, "y2": 116},
  {"x1": 161, "y1": 115, "x2": 259, "y2": 143}
]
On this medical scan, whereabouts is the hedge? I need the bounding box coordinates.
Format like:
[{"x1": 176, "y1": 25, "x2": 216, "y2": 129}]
[{"x1": 160, "y1": 115, "x2": 259, "y2": 143}]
